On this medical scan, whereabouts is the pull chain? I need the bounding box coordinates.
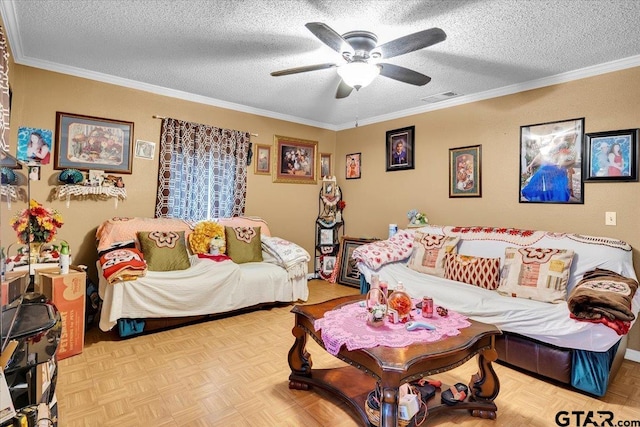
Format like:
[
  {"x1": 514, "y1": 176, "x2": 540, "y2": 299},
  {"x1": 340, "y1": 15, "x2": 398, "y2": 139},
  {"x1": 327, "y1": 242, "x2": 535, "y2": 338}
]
[{"x1": 355, "y1": 88, "x2": 360, "y2": 127}]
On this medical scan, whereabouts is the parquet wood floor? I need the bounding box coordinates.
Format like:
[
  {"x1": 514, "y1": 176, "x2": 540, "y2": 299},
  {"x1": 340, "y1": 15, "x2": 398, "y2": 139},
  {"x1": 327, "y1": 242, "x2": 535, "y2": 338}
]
[{"x1": 56, "y1": 280, "x2": 640, "y2": 426}]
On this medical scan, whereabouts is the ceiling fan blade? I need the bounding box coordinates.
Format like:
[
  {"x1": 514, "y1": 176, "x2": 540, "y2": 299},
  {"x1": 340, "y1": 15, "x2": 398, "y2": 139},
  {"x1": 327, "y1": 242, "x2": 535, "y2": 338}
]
[
  {"x1": 271, "y1": 63, "x2": 337, "y2": 76},
  {"x1": 378, "y1": 63, "x2": 431, "y2": 86},
  {"x1": 335, "y1": 79, "x2": 354, "y2": 99},
  {"x1": 305, "y1": 22, "x2": 354, "y2": 55},
  {"x1": 374, "y1": 28, "x2": 446, "y2": 60}
]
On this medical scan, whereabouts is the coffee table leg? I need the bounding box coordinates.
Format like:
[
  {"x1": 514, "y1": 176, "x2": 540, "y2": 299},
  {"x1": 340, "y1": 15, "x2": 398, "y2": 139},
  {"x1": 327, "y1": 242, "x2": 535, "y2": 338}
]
[
  {"x1": 469, "y1": 347, "x2": 499, "y2": 419},
  {"x1": 379, "y1": 386, "x2": 399, "y2": 427},
  {"x1": 288, "y1": 323, "x2": 313, "y2": 390}
]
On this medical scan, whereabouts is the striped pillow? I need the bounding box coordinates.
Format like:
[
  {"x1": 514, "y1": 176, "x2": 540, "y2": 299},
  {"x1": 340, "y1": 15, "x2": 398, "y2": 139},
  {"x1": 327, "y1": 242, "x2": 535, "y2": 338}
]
[
  {"x1": 497, "y1": 247, "x2": 575, "y2": 303},
  {"x1": 444, "y1": 253, "x2": 500, "y2": 290}
]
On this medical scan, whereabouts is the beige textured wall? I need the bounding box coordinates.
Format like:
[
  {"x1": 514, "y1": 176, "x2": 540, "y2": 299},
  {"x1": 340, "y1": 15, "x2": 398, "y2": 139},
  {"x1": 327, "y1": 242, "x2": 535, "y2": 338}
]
[
  {"x1": 334, "y1": 67, "x2": 640, "y2": 351},
  {"x1": 2, "y1": 64, "x2": 335, "y2": 282},
  {"x1": 2, "y1": 61, "x2": 638, "y2": 352}
]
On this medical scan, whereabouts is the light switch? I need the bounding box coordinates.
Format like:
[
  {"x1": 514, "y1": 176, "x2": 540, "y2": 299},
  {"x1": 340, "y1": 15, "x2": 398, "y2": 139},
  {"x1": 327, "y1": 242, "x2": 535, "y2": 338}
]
[{"x1": 605, "y1": 212, "x2": 617, "y2": 226}]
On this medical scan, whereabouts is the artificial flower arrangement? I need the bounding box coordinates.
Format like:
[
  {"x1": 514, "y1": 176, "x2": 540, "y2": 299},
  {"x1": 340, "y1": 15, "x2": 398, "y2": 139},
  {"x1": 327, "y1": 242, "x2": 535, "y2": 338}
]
[
  {"x1": 407, "y1": 209, "x2": 428, "y2": 225},
  {"x1": 10, "y1": 199, "x2": 64, "y2": 244},
  {"x1": 188, "y1": 220, "x2": 226, "y2": 254},
  {"x1": 337, "y1": 200, "x2": 346, "y2": 211}
]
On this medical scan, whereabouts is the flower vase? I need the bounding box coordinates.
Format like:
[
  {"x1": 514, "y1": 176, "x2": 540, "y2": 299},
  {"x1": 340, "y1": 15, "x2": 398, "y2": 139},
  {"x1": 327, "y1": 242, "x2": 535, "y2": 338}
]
[{"x1": 29, "y1": 242, "x2": 43, "y2": 264}]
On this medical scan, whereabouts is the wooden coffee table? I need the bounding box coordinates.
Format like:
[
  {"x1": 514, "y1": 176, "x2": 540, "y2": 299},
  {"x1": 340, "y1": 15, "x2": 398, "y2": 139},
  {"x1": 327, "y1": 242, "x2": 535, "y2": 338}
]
[{"x1": 288, "y1": 295, "x2": 501, "y2": 427}]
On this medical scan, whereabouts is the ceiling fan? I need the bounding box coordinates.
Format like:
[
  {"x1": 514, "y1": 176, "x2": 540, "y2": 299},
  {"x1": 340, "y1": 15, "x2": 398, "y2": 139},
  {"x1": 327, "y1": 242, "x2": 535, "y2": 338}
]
[{"x1": 271, "y1": 22, "x2": 447, "y2": 98}]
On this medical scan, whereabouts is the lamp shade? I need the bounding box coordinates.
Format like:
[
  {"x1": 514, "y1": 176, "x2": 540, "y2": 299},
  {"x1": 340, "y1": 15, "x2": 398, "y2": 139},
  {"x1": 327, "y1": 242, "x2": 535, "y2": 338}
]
[{"x1": 337, "y1": 62, "x2": 380, "y2": 89}]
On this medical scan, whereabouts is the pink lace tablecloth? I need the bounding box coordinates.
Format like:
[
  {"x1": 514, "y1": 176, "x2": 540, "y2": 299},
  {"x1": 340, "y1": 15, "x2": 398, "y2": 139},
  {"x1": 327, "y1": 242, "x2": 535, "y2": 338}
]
[{"x1": 314, "y1": 300, "x2": 471, "y2": 356}]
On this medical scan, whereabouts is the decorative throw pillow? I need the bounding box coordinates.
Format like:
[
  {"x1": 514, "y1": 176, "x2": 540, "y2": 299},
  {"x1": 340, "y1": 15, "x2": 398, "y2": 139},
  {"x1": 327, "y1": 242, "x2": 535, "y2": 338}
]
[
  {"x1": 444, "y1": 253, "x2": 501, "y2": 290},
  {"x1": 137, "y1": 231, "x2": 191, "y2": 271},
  {"x1": 225, "y1": 226, "x2": 263, "y2": 264},
  {"x1": 496, "y1": 247, "x2": 575, "y2": 303},
  {"x1": 407, "y1": 232, "x2": 460, "y2": 277}
]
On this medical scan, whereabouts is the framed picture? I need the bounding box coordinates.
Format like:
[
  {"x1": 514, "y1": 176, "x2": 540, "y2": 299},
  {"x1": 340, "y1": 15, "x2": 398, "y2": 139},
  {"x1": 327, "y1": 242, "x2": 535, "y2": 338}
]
[
  {"x1": 583, "y1": 129, "x2": 638, "y2": 182},
  {"x1": 346, "y1": 152, "x2": 361, "y2": 179},
  {"x1": 273, "y1": 135, "x2": 317, "y2": 184},
  {"x1": 320, "y1": 152, "x2": 332, "y2": 178},
  {"x1": 449, "y1": 145, "x2": 482, "y2": 198},
  {"x1": 0, "y1": 149, "x2": 19, "y2": 169},
  {"x1": 88, "y1": 169, "x2": 105, "y2": 186},
  {"x1": 134, "y1": 139, "x2": 156, "y2": 160},
  {"x1": 254, "y1": 144, "x2": 271, "y2": 175},
  {"x1": 386, "y1": 125, "x2": 415, "y2": 171},
  {"x1": 519, "y1": 118, "x2": 584, "y2": 204},
  {"x1": 54, "y1": 111, "x2": 134, "y2": 174},
  {"x1": 17, "y1": 127, "x2": 53, "y2": 164},
  {"x1": 319, "y1": 228, "x2": 335, "y2": 246},
  {"x1": 322, "y1": 179, "x2": 336, "y2": 197},
  {"x1": 322, "y1": 256, "x2": 337, "y2": 276},
  {"x1": 337, "y1": 237, "x2": 378, "y2": 288}
]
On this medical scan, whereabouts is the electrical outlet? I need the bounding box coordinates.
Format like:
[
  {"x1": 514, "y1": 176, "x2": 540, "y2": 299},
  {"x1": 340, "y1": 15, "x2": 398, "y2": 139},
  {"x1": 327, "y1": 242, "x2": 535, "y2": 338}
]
[{"x1": 605, "y1": 212, "x2": 617, "y2": 226}]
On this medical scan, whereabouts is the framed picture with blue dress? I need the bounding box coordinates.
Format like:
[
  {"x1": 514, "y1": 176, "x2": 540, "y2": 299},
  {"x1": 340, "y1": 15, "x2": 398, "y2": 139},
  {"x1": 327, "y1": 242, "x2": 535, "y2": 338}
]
[
  {"x1": 583, "y1": 129, "x2": 638, "y2": 182},
  {"x1": 519, "y1": 118, "x2": 585, "y2": 204}
]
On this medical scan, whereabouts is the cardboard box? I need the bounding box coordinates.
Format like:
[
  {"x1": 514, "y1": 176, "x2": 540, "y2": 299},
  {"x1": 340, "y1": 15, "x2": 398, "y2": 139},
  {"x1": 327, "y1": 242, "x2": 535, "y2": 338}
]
[{"x1": 36, "y1": 267, "x2": 85, "y2": 360}]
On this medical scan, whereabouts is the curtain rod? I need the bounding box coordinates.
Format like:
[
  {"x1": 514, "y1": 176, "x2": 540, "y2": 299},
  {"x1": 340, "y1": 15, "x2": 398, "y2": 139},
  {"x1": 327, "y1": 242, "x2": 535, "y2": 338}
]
[{"x1": 152, "y1": 115, "x2": 258, "y2": 137}]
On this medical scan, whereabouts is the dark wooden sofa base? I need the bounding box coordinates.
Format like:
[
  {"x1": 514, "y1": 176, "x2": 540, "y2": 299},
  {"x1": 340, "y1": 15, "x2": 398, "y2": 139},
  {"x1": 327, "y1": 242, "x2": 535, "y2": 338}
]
[{"x1": 495, "y1": 331, "x2": 627, "y2": 394}]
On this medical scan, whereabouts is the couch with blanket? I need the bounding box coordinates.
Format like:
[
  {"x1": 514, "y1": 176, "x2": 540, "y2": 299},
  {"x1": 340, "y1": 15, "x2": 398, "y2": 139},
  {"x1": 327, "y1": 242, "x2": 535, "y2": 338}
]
[
  {"x1": 95, "y1": 216, "x2": 310, "y2": 337},
  {"x1": 353, "y1": 225, "x2": 639, "y2": 396}
]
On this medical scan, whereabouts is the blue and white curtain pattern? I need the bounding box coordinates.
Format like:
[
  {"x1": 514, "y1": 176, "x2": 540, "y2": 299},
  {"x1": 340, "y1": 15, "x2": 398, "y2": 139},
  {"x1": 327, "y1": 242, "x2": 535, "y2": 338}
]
[{"x1": 155, "y1": 118, "x2": 250, "y2": 220}]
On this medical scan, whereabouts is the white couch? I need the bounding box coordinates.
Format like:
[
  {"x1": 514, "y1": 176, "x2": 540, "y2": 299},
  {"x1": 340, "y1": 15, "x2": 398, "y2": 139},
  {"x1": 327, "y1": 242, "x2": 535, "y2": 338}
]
[
  {"x1": 95, "y1": 216, "x2": 309, "y2": 336},
  {"x1": 354, "y1": 224, "x2": 639, "y2": 396}
]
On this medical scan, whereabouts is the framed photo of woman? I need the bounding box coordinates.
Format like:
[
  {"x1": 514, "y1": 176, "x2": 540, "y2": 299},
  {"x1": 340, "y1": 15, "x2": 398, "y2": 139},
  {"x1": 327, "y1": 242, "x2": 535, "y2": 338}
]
[
  {"x1": 583, "y1": 129, "x2": 638, "y2": 182},
  {"x1": 519, "y1": 118, "x2": 584, "y2": 204},
  {"x1": 345, "y1": 152, "x2": 361, "y2": 179}
]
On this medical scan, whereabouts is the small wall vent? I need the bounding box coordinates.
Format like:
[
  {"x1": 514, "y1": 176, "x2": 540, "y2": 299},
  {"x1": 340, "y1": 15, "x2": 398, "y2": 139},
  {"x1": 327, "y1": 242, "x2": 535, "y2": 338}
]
[{"x1": 420, "y1": 91, "x2": 461, "y2": 103}]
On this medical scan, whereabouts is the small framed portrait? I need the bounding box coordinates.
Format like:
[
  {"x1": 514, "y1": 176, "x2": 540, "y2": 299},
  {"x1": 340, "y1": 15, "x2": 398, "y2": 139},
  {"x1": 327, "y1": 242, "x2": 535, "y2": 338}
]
[
  {"x1": 28, "y1": 165, "x2": 40, "y2": 181},
  {"x1": 320, "y1": 152, "x2": 332, "y2": 178},
  {"x1": 89, "y1": 169, "x2": 105, "y2": 186},
  {"x1": 583, "y1": 129, "x2": 638, "y2": 182},
  {"x1": 386, "y1": 126, "x2": 415, "y2": 171},
  {"x1": 254, "y1": 144, "x2": 271, "y2": 175},
  {"x1": 519, "y1": 117, "x2": 584, "y2": 204},
  {"x1": 322, "y1": 179, "x2": 336, "y2": 197},
  {"x1": 345, "y1": 152, "x2": 361, "y2": 179},
  {"x1": 134, "y1": 139, "x2": 156, "y2": 160},
  {"x1": 449, "y1": 145, "x2": 482, "y2": 198},
  {"x1": 17, "y1": 127, "x2": 53, "y2": 164},
  {"x1": 319, "y1": 228, "x2": 335, "y2": 246},
  {"x1": 322, "y1": 256, "x2": 337, "y2": 276}
]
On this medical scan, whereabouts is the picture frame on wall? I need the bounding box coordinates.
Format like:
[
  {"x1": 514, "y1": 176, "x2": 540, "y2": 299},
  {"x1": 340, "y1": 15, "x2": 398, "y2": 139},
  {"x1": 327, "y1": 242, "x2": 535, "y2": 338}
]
[
  {"x1": 345, "y1": 152, "x2": 361, "y2": 179},
  {"x1": 583, "y1": 128, "x2": 638, "y2": 182},
  {"x1": 254, "y1": 144, "x2": 271, "y2": 175},
  {"x1": 319, "y1": 228, "x2": 335, "y2": 246},
  {"x1": 519, "y1": 117, "x2": 584, "y2": 204},
  {"x1": 17, "y1": 127, "x2": 53, "y2": 164},
  {"x1": 273, "y1": 134, "x2": 317, "y2": 184},
  {"x1": 320, "y1": 152, "x2": 332, "y2": 178},
  {"x1": 134, "y1": 139, "x2": 156, "y2": 160},
  {"x1": 449, "y1": 145, "x2": 482, "y2": 198},
  {"x1": 386, "y1": 125, "x2": 415, "y2": 171},
  {"x1": 54, "y1": 112, "x2": 134, "y2": 173}
]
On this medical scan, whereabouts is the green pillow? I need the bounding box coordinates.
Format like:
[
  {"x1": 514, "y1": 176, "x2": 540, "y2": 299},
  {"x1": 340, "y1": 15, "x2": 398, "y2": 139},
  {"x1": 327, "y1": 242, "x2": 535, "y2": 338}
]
[
  {"x1": 224, "y1": 226, "x2": 263, "y2": 264},
  {"x1": 137, "y1": 230, "x2": 191, "y2": 271}
]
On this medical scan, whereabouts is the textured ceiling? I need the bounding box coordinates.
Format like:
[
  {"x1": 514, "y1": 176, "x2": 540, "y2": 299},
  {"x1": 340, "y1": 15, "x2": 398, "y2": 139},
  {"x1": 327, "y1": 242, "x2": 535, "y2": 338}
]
[{"x1": 2, "y1": 0, "x2": 640, "y2": 130}]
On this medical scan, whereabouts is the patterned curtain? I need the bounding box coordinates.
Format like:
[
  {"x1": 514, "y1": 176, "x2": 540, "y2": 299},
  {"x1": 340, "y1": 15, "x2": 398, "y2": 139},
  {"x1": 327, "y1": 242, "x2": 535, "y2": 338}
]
[
  {"x1": 0, "y1": 25, "x2": 10, "y2": 151},
  {"x1": 155, "y1": 118, "x2": 250, "y2": 220}
]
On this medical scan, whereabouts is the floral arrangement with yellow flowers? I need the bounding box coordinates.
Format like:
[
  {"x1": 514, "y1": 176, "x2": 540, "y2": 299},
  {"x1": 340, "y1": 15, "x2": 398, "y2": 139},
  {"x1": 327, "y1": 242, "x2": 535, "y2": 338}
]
[
  {"x1": 188, "y1": 221, "x2": 226, "y2": 254},
  {"x1": 10, "y1": 199, "x2": 64, "y2": 244}
]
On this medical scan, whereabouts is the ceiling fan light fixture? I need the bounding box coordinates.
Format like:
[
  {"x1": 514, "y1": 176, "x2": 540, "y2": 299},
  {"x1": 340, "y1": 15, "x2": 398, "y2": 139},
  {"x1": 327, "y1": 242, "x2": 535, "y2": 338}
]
[{"x1": 337, "y1": 62, "x2": 380, "y2": 89}]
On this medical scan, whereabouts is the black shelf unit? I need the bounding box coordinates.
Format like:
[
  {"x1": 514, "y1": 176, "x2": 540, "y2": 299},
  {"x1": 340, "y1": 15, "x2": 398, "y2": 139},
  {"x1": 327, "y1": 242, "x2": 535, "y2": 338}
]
[{"x1": 314, "y1": 180, "x2": 344, "y2": 279}]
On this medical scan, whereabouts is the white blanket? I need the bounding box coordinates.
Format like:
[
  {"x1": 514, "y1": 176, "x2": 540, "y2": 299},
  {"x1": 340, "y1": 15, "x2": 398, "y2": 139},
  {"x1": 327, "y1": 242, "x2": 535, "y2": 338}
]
[
  {"x1": 98, "y1": 255, "x2": 308, "y2": 331},
  {"x1": 261, "y1": 235, "x2": 310, "y2": 281}
]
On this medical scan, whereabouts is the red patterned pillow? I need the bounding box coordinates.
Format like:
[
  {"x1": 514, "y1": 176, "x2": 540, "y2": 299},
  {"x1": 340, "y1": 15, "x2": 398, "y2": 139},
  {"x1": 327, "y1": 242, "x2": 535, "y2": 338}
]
[{"x1": 444, "y1": 253, "x2": 500, "y2": 290}]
